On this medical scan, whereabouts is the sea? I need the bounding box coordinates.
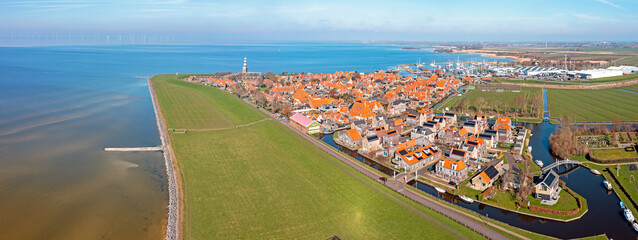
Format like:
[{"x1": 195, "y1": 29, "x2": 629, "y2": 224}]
[{"x1": 0, "y1": 42, "x2": 511, "y2": 239}]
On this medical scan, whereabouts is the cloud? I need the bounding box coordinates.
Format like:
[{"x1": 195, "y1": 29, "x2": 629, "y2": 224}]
[{"x1": 595, "y1": 0, "x2": 621, "y2": 9}]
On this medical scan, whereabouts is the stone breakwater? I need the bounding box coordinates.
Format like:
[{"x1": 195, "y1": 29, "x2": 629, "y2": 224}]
[{"x1": 148, "y1": 77, "x2": 181, "y2": 240}]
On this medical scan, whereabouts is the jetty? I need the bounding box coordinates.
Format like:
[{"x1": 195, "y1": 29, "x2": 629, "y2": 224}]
[{"x1": 104, "y1": 146, "x2": 163, "y2": 152}]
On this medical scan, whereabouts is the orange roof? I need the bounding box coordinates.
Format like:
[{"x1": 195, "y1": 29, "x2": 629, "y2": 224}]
[
  {"x1": 458, "y1": 127, "x2": 468, "y2": 136},
  {"x1": 394, "y1": 118, "x2": 404, "y2": 126},
  {"x1": 479, "y1": 171, "x2": 491, "y2": 183},
  {"x1": 496, "y1": 117, "x2": 511, "y2": 125},
  {"x1": 466, "y1": 136, "x2": 484, "y2": 146},
  {"x1": 345, "y1": 128, "x2": 362, "y2": 141},
  {"x1": 441, "y1": 158, "x2": 467, "y2": 171},
  {"x1": 349, "y1": 102, "x2": 375, "y2": 119},
  {"x1": 309, "y1": 98, "x2": 334, "y2": 109}
]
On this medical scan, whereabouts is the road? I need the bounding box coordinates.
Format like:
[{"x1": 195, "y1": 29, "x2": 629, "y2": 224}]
[{"x1": 243, "y1": 98, "x2": 518, "y2": 240}]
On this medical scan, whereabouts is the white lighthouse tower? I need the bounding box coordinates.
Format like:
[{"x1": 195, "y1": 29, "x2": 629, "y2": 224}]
[{"x1": 242, "y1": 57, "x2": 248, "y2": 73}]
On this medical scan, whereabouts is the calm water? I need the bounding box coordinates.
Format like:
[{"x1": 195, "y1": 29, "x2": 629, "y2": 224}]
[
  {"x1": 0, "y1": 43, "x2": 510, "y2": 239},
  {"x1": 408, "y1": 88, "x2": 637, "y2": 239}
]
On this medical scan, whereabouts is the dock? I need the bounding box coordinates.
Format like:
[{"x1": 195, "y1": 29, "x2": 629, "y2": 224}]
[{"x1": 104, "y1": 146, "x2": 163, "y2": 152}]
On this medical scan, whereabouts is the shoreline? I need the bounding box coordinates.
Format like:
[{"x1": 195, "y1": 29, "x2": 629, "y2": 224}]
[
  {"x1": 148, "y1": 76, "x2": 183, "y2": 240},
  {"x1": 456, "y1": 49, "x2": 528, "y2": 63}
]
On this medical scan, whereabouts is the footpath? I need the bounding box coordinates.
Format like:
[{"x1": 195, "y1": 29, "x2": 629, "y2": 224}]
[{"x1": 242, "y1": 98, "x2": 529, "y2": 240}]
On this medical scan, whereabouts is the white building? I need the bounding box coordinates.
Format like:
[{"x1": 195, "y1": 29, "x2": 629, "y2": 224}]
[
  {"x1": 570, "y1": 68, "x2": 624, "y2": 79},
  {"x1": 607, "y1": 66, "x2": 638, "y2": 74}
]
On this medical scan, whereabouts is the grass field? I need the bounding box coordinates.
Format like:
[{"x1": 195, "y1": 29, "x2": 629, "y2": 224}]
[
  {"x1": 620, "y1": 84, "x2": 638, "y2": 93},
  {"x1": 152, "y1": 74, "x2": 484, "y2": 239},
  {"x1": 152, "y1": 75, "x2": 265, "y2": 129},
  {"x1": 497, "y1": 73, "x2": 638, "y2": 85},
  {"x1": 435, "y1": 85, "x2": 542, "y2": 121},
  {"x1": 546, "y1": 88, "x2": 638, "y2": 122},
  {"x1": 590, "y1": 148, "x2": 638, "y2": 160}
]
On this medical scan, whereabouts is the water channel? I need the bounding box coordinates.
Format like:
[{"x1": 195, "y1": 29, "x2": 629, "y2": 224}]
[{"x1": 322, "y1": 88, "x2": 637, "y2": 239}]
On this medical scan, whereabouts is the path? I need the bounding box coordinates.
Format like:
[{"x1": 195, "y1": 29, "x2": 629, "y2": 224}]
[{"x1": 241, "y1": 98, "x2": 521, "y2": 240}]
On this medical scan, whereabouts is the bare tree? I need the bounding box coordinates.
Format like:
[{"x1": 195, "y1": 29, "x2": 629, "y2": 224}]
[
  {"x1": 501, "y1": 165, "x2": 515, "y2": 191},
  {"x1": 475, "y1": 97, "x2": 486, "y2": 113},
  {"x1": 613, "y1": 116, "x2": 622, "y2": 131},
  {"x1": 253, "y1": 90, "x2": 267, "y2": 106}
]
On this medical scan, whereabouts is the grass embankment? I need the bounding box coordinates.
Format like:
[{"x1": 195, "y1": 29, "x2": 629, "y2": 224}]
[
  {"x1": 435, "y1": 85, "x2": 542, "y2": 122},
  {"x1": 152, "y1": 74, "x2": 484, "y2": 239},
  {"x1": 546, "y1": 88, "x2": 638, "y2": 122}
]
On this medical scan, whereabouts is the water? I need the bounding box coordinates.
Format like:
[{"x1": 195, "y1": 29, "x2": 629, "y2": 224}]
[
  {"x1": 409, "y1": 88, "x2": 637, "y2": 239},
  {"x1": 0, "y1": 43, "x2": 510, "y2": 239}
]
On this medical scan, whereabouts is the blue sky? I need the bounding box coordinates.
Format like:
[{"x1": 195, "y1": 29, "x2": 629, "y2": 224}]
[{"x1": 1, "y1": 0, "x2": 637, "y2": 42}]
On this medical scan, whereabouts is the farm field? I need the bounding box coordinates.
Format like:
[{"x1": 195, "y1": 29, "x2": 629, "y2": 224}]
[
  {"x1": 152, "y1": 74, "x2": 484, "y2": 239},
  {"x1": 546, "y1": 88, "x2": 638, "y2": 122},
  {"x1": 620, "y1": 84, "x2": 638, "y2": 93}
]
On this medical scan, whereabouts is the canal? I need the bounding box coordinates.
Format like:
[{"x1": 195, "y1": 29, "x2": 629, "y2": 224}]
[{"x1": 322, "y1": 88, "x2": 637, "y2": 239}]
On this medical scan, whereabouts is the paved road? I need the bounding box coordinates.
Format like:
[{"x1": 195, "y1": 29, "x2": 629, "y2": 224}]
[{"x1": 242, "y1": 99, "x2": 515, "y2": 240}]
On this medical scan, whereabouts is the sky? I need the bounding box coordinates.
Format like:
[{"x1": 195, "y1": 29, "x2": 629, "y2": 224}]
[{"x1": 0, "y1": 0, "x2": 637, "y2": 43}]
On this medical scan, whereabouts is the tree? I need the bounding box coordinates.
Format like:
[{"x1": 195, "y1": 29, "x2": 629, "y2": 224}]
[
  {"x1": 253, "y1": 90, "x2": 267, "y2": 106},
  {"x1": 613, "y1": 116, "x2": 622, "y2": 131},
  {"x1": 328, "y1": 89, "x2": 338, "y2": 98},
  {"x1": 516, "y1": 160, "x2": 533, "y2": 204},
  {"x1": 475, "y1": 97, "x2": 486, "y2": 113},
  {"x1": 265, "y1": 72, "x2": 277, "y2": 81},
  {"x1": 501, "y1": 165, "x2": 515, "y2": 191},
  {"x1": 281, "y1": 105, "x2": 293, "y2": 117},
  {"x1": 458, "y1": 97, "x2": 467, "y2": 113}
]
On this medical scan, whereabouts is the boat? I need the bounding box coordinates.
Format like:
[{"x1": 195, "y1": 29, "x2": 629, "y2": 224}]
[
  {"x1": 621, "y1": 201, "x2": 626, "y2": 209},
  {"x1": 458, "y1": 195, "x2": 474, "y2": 204},
  {"x1": 534, "y1": 160, "x2": 544, "y2": 168},
  {"x1": 434, "y1": 187, "x2": 446, "y2": 193},
  {"x1": 590, "y1": 169, "x2": 601, "y2": 175},
  {"x1": 633, "y1": 222, "x2": 638, "y2": 232},
  {"x1": 625, "y1": 208, "x2": 635, "y2": 222},
  {"x1": 603, "y1": 180, "x2": 613, "y2": 191}
]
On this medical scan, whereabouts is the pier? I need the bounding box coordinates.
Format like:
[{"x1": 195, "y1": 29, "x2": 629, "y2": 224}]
[{"x1": 104, "y1": 146, "x2": 163, "y2": 152}]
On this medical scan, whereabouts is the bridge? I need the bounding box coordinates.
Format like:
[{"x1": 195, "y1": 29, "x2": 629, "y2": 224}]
[
  {"x1": 542, "y1": 159, "x2": 582, "y2": 172},
  {"x1": 104, "y1": 146, "x2": 163, "y2": 152}
]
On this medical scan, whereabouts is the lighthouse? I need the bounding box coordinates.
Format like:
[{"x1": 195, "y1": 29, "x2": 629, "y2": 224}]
[{"x1": 242, "y1": 57, "x2": 247, "y2": 73}]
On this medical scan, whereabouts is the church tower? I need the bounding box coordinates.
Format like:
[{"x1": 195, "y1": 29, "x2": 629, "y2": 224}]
[{"x1": 242, "y1": 57, "x2": 248, "y2": 73}]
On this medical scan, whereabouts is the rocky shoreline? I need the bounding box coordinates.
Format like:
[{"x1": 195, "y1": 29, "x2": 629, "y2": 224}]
[{"x1": 148, "y1": 77, "x2": 181, "y2": 240}]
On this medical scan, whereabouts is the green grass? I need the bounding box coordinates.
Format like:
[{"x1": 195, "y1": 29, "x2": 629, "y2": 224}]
[
  {"x1": 497, "y1": 79, "x2": 578, "y2": 85},
  {"x1": 153, "y1": 74, "x2": 484, "y2": 239},
  {"x1": 590, "y1": 148, "x2": 638, "y2": 160},
  {"x1": 435, "y1": 85, "x2": 542, "y2": 121},
  {"x1": 496, "y1": 73, "x2": 638, "y2": 85},
  {"x1": 527, "y1": 191, "x2": 579, "y2": 211},
  {"x1": 152, "y1": 74, "x2": 265, "y2": 129},
  {"x1": 410, "y1": 185, "x2": 557, "y2": 240},
  {"x1": 621, "y1": 84, "x2": 638, "y2": 93},
  {"x1": 547, "y1": 88, "x2": 638, "y2": 122},
  {"x1": 454, "y1": 179, "x2": 586, "y2": 221}
]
